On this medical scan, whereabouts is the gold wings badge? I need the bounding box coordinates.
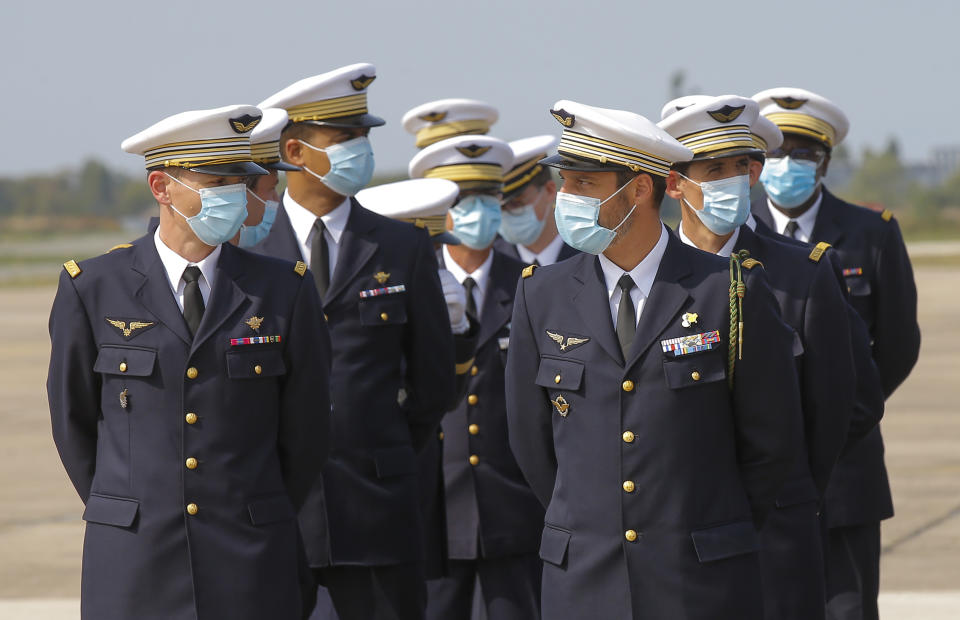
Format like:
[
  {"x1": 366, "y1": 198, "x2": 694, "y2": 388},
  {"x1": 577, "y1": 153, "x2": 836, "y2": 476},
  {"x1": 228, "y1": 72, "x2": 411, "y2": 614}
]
[
  {"x1": 551, "y1": 395, "x2": 570, "y2": 417},
  {"x1": 546, "y1": 330, "x2": 590, "y2": 352},
  {"x1": 106, "y1": 318, "x2": 155, "y2": 338}
]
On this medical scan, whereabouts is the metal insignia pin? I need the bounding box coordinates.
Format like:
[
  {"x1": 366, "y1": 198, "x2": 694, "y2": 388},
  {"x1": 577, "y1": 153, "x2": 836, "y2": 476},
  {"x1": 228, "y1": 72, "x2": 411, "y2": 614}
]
[
  {"x1": 245, "y1": 316, "x2": 264, "y2": 332},
  {"x1": 681, "y1": 312, "x2": 699, "y2": 328},
  {"x1": 374, "y1": 271, "x2": 390, "y2": 285},
  {"x1": 551, "y1": 394, "x2": 570, "y2": 417},
  {"x1": 119, "y1": 388, "x2": 129, "y2": 409}
]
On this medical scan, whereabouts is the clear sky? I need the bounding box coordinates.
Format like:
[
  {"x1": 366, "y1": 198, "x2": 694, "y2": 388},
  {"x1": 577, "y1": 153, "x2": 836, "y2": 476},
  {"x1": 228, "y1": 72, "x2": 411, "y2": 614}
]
[{"x1": 3, "y1": 0, "x2": 956, "y2": 177}]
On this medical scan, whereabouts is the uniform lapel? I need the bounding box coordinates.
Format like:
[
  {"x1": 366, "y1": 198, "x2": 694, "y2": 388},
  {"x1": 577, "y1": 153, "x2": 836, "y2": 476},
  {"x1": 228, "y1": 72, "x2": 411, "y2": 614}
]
[
  {"x1": 130, "y1": 237, "x2": 193, "y2": 346},
  {"x1": 571, "y1": 254, "x2": 623, "y2": 365},
  {"x1": 257, "y1": 201, "x2": 303, "y2": 263},
  {"x1": 476, "y1": 252, "x2": 516, "y2": 348},
  {"x1": 750, "y1": 195, "x2": 775, "y2": 231},
  {"x1": 810, "y1": 188, "x2": 846, "y2": 246},
  {"x1": 191, "y1": 243, "x2": 250, "y2": 352},
  {"x1": 557, "y1": 242, "x2": 580, "y2": 262},
  {"x1": 324, "y1": 200, "x2": 378, "y2": 305}
]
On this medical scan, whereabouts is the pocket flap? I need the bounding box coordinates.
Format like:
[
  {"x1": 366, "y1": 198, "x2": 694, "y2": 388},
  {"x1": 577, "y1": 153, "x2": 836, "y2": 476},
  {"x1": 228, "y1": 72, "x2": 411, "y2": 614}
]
[
  {"x1": 94, "y1": 345, "x2": 156, "y2": 377},
  {"x1": 248, "y1": 494, "x2": 295, "y2": 525},
  {"x1": 663, "y1": 351, "x2": 725, "y2": 389},
  {"x1": 539, "y1": 524, "x2": 571, "y2": 566},
  {"x1": 846, "y1": 276, "x2": 871, "y2": 297},
  {"x1": 535, "y1": 357, "x2": 584, "y2": 390},
  {"x1": 358, "y1": 296, "x2": 408, "y2": 326},
  {"x1": 226, "y1": 348, "x2": 286, "y2": 378},
  {"x1": 374, "y1": 445, "x2": 417, "y2": 478},
  {"x1": 690, "y1": 520, "x2": 759, "y2": 563},
  {"x1": 83, "y1": 493, "x2": 139, "y2": 527}
]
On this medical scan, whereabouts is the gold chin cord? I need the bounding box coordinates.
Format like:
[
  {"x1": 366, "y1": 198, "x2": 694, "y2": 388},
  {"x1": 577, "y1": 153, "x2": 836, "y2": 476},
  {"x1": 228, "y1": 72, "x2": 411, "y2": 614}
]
[{"x1": 727, "y1": 249, "x2": 749, "y2": 388}]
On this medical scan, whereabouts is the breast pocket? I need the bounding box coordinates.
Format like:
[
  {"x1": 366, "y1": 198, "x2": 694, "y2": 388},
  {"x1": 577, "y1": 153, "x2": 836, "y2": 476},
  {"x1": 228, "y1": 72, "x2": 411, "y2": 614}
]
[
  {"x1": 846, "y1": 275, "x2": 871, "y2": 298},
  {"x1": 226, "y1": 348, "x2": 286, "y2": 379},
  {"x1": 94, "y1": 345, "x2": 157, "y2": 377},
  {"x1": 662, "y1": 349, "x2": 725, "y2": 389},
  {"x1": 534, "y1": 357, "x2": 584, "y2": 391},
  {"x1": 358, "y1": 295, "x2": 408, "y2": 326}
]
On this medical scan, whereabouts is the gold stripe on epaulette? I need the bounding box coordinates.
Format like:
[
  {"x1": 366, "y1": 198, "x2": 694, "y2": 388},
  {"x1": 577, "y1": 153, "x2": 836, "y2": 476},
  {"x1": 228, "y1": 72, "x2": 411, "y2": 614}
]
[
  {"x1": 108, "y1": 243, "x2": 133, "y2": 253},
  {"x1": 808, "y1": 241, "x2": 832, "y2": 263},
  {"x1": 881, "y1": 209, "x2": 893, "y2": 222},
  {"x1": 294, "y1": 261, "x2": 307, "y2": 276},
  {"x1": 522, "y1": 264, "x2": 537, "y2": 278},
  {"x1": 455, "y1": 358, "x2": 476, "y2": 375},
  {"x1": 741, "y1": 258, "x2": 763, "y2": 270},
  {"x1": 63, "y1": 260, "x2": 81, "y2": 278}
]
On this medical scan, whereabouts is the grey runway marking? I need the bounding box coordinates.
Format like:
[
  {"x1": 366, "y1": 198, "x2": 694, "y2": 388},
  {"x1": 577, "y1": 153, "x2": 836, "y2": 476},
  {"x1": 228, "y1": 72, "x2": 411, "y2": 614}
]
[{"x1": 882, "y1": 501, "x2": 960, "y2": 554}]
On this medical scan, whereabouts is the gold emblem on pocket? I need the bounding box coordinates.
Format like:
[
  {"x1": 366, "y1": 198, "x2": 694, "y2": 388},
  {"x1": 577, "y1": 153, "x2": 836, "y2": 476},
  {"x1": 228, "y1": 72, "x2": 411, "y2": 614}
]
[
  {"x1": 119, "y1": 388, "x2": 129, "y2": 409},
  {"x1": 245, "y1": 316, "x2": 264, "y2": 332},
  {"x1": 374, "y1": 271, "x2": 390, "y2": 284},
  {"x1": 551, "y1": 394, "x2": 570, "y2": 417}
]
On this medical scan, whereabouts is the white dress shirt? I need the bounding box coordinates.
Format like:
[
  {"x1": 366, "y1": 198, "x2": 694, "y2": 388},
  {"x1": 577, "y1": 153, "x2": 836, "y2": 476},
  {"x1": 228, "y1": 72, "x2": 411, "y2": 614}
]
[
  {"x1": 153, "y1": 228, "x2": 221, "y2": 312},
  {"x1": 442, "y1": 245, "x2": 494, "y2": 320},
  {"x1": 597, "y1": 223, "x2": 668, "y2": 329},
  {"x1": 766, "y1": 192, "x2": 822, "y2": 243},
  {"x1": 677, "y1": 222, "x2": 742, "y2": 258},
  {"x1": 516, "y1": 233, "x2": 566, "y2": 266},
  {"x1": 283, "y1": 192, "x2": 351, "y2": 279}
]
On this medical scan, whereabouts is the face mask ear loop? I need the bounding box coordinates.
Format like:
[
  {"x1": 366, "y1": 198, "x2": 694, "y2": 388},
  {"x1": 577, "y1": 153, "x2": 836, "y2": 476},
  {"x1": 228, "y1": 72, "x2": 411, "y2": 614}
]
[{"x1": 246, "y1": 187, "x2": 267, "y2": 206}]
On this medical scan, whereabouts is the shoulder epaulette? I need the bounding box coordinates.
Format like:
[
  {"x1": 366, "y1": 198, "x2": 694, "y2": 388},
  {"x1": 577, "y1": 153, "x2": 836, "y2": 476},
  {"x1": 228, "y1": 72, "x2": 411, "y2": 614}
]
[
  {"x1": 294, "y1": 261, "x2": 307, "y2": 277},
  {"x1": 522, "y1": 264, "x2": 537, "y2": 279},
  {"x1": 808, "y1": 241, "x2": 832, "y2": 263},
  {"x1": 63, "y1": 260, "x2": 82, "y2": 278},
  {"x1": 741, "y1": 258, "x2": 763, "y2": 270},
  {"x1": 881, "y1": 209, "x2": 893, "y2": 222},
  {"x1": 108, "y1": 243, "x2": 132, "y2": 253}
]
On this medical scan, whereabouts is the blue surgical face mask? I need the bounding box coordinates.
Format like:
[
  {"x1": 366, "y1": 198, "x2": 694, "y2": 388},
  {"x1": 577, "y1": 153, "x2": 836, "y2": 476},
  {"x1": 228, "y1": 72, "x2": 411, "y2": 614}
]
[
  {"x1": 450, "y1": 194, "x2": 502, "y2": 249},
  {"x1": 760, "y1": 156, "x2": 820, "y2": 208},
  {"x1": 165, "y1": 174, "x2": 248, "y2": 246},
  {"x1": 298, "y1": 136, "x2": 375, "y2": 197},
  {"x1": 678, "y1": 173, "x2": 751, "y2": 236},
  {"x1": 499, "y1": 189, "x2": 546, "y2": 245},
  {"x1": 237, "y1": 189, "x2": 279, "y2": 248},
  {"x1": 554, "y1": 180, "x2": 636, "y2": 255}
]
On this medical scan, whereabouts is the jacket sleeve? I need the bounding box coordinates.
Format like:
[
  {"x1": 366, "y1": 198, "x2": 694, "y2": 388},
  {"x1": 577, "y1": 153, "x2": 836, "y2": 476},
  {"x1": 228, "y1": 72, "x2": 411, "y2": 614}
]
[
  {"x1": 872, "y1": 217, "x2": 920, "y2": 397},
  {"x1": 279, "y1": 271, "x2": 331, "y2": 509},
  {"x1": 731, "y1": 266, "x2": 803, "y2": 527},
  {"x1": 402, "y1": 230, "x2": 457, "y2": 450},
  {"x1": 801, "y1": 258, "x2": 856, "y2": 496},
  {"x1": 505, "y1": 276, "x2": 556, "y2": 508},
  {"x1": 47, "y1": 269, "x2": 101, "y2": 502}
]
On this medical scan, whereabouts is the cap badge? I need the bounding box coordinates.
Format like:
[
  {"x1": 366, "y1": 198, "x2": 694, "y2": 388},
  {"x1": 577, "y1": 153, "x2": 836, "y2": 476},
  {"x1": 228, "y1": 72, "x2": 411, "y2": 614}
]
[
  {"x1": 681, "y1": 312, "x2": 699, "y2": 328},
  {"x1": 373, "y1": 271, "x2": 390, "y2": 284},
  {"x1": 106, "y1": 318, "x2": 156, "y2": 339},
  {"x1": 245, "y1": 316, "x2": 264, "y2": 332},
  {"x1": 229, "y1": 114, "x2": 262, "y2": 134},
  {"x1": 772, "y1": 96, "x2": 807, "y2": 110},
  {"x1": 707, "y1": 105, "x2": 745, "y2": 123},
  {"x1": 456, "y1": 144, "x2": 492, "y2": 158},
  {"x1": 350, "y1": 75, "x2": 376, "y2": 91},
  {"x1": 546, "y1": 330, "x2": 590, "y2": 352},
  {"x1": 550, "y1": 108, "x2": 575, "y2": 128},
  {"x1": 551, "y1": 394, "x2": 570, "y2": 417},
  {"x1": 419, "y1": 111, "x2": 448, "y2": 123}
]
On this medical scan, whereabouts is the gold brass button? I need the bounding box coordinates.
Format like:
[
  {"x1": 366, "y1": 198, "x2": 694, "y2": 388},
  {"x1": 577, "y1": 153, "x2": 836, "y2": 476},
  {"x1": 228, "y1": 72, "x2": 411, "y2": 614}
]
[
  {"x1": 623, "y1": 480, "x2": 635, "y2": 493},
  {"x1": 622, "y1": 380, "x2": 634, "y2": 392},
  {"x1": 468, "y1": 424, "x2": 479, "y2": 435},
  {"x1": 469, "y1": 455, "x2": 479, "y2": 466},
  {"x1": 186, "y1": 503, "x2": 199, "y2": 516},
  {"x1": 438, "y1": 431, "x2": 445, "y2": 440},
  {"x1": 380, "y1": 312, "x2": 389, "y2": 321},
  {"x1": 185, "y1": 457, "x2": 198, "y2": 470},
  {"x1": 470, "y1": 366, "x2": 479, "y2": 376},
  {"x1": 185, "y1": 412, "x2": 198, "y2": 425},
  {"x1": 467, "y1": 394, "x2": 479, "y2": 406},
  {"x1": 625, "y1": 529, "x2": 638, "y2": 542},
  {"x1": 622, "y1": 431, "x2": 635, "y2": 443},
  {"x1": 119, "y1": 361, "x2": 128, "y2": 373},
  {"x1": 186, "y1": 367, "x2": 198, "y2": 380},
  {"x1": 554, "y1": 374, "x2": 562, "y2": 384},
  {"x1": 254, "y1": 364, "x2": 263, "y2": 375},
  {"x1": 691, "y1": 371, "x2": 701, "y2": 381}
]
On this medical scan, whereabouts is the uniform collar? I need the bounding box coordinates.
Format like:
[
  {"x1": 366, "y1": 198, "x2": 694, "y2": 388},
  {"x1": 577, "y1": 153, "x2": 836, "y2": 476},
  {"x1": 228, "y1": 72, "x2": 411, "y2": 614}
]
[
  {"x1": 517, "y1": 233, "x2": 565, "y2": 266},
  {"x1": 766, "y1": 191, "x2": 822, "y2": 239},
  {"x1": 284, "y1": 192, "x2": 351, "y2": 246},
  {"x1": 677, "y1": 221, "x2": 741, "y2": 258},
  {"x1": 597, "y1": 223, "x2": 668, "y2": 300},
  {"x1": 153, "y1": 227, "x2": 221, "y2": 296},
  {"x1": 442, "y1": 245, "x2": 495, "y2": 298}
]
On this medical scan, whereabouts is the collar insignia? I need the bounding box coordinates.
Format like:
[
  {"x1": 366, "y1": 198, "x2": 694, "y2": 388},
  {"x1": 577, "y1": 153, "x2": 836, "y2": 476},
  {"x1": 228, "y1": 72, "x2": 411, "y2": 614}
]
[
  {"x1": 681, "y1": 312, "x2": 699, "y2": 328},
  {"x1": 456, "y1": 144, "x2": 491, "y2": 158},
  {"x1": 551, "y1": 394, "x2": 570, "y2": 417},
  {"x1": 106, "y1": 317, "x2": 156, "y2": 340},
  {"x1": 550, "y1": 108, "x2": 575, "y2": 128},
  {"x1": 351, "y1": 75, "x2": 376, "y2": 91},
  {"x1": 245, "y1": 316, "x2": 264, "y2": 332},
  {"x1": 707, "y1": 105, "x2": 745, "y2": 123},
  {"x1": 419, "y1": 111, "x2": 448, "y2": 123},
  {"x1": 229, "y1": 114, "x2": 262, "y2": 134},
  {"x1": 374, "y1": 271, "x2": 390, "y2": 284},
  {"x1": 772, "y1": 96, "x2": 807, "y2": 110},
  {"x1": 546, "y1": 330, "x2": 590, "y2": 352}
]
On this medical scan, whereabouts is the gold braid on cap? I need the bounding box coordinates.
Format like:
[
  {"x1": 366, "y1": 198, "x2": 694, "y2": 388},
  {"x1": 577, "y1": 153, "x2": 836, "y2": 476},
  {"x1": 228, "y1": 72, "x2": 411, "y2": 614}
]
[
  {"x1": 406, "y1": 216, "x2": 448, "y2": 236},
  {"x1": 503, "y1": 156, "x2": 547, "y2": 195},
  {"x1": 416, "y1": 120, "x2": 491, "y2": 149},
  {"x1": 765, "y1": 112, "x2": 837, "y2": 147},
  {"x1": 286, "y1": 93, "x2": 368, "y2": 123},
  {"x1": 143, "y1": 137, "x2": 253, "y2": 170}
]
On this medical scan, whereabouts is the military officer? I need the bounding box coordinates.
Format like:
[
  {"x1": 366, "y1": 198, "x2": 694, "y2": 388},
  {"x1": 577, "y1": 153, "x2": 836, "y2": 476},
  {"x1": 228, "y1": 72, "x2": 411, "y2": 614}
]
[
  {"x1": 659, "y1": 95, "x2": 861, "y2": 620},
  {"x1": 47, "y1": 105, "x2": 331, "y2": 620},
  {"x1": 493, "y1": 135, "x2": 580, "y2": 266},
  {"x1": 409, "y1": 136, "x2": 545, "y2": 619},
  {"x1": 255, "y1": 64, "x2": 458, "y2": 620},
  {"x1": 751, "y1": 87, "x2": 920, "y2": 620},
  {"x1": 402, "y1": 98, "x2": 499, "y2": 149},
  {"x1": 505, "y1": 100, "x2": 803, "y2": 620}
]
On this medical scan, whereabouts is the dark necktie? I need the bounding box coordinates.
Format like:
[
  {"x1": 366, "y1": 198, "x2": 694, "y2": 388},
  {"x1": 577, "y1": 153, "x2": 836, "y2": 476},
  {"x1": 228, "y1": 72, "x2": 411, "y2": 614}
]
[
  {"x1": 463, "y1": 277, "x2": 478, "y2": 318},
  {"x1": 311, "y1": 218, "x2": 330, "y2": 298},
  {"x1": 783, "y1": 220, "x2": 800, "y2": 240},
  {"x1": 182, "y1": 266, "x2": 205, "y2": 338},
  {"x1": 533, "y1": 259, "x2": 541, "y2": 267},
  {"x1": 616, "y1": 274, "x2": 636, "y2": 358}
]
